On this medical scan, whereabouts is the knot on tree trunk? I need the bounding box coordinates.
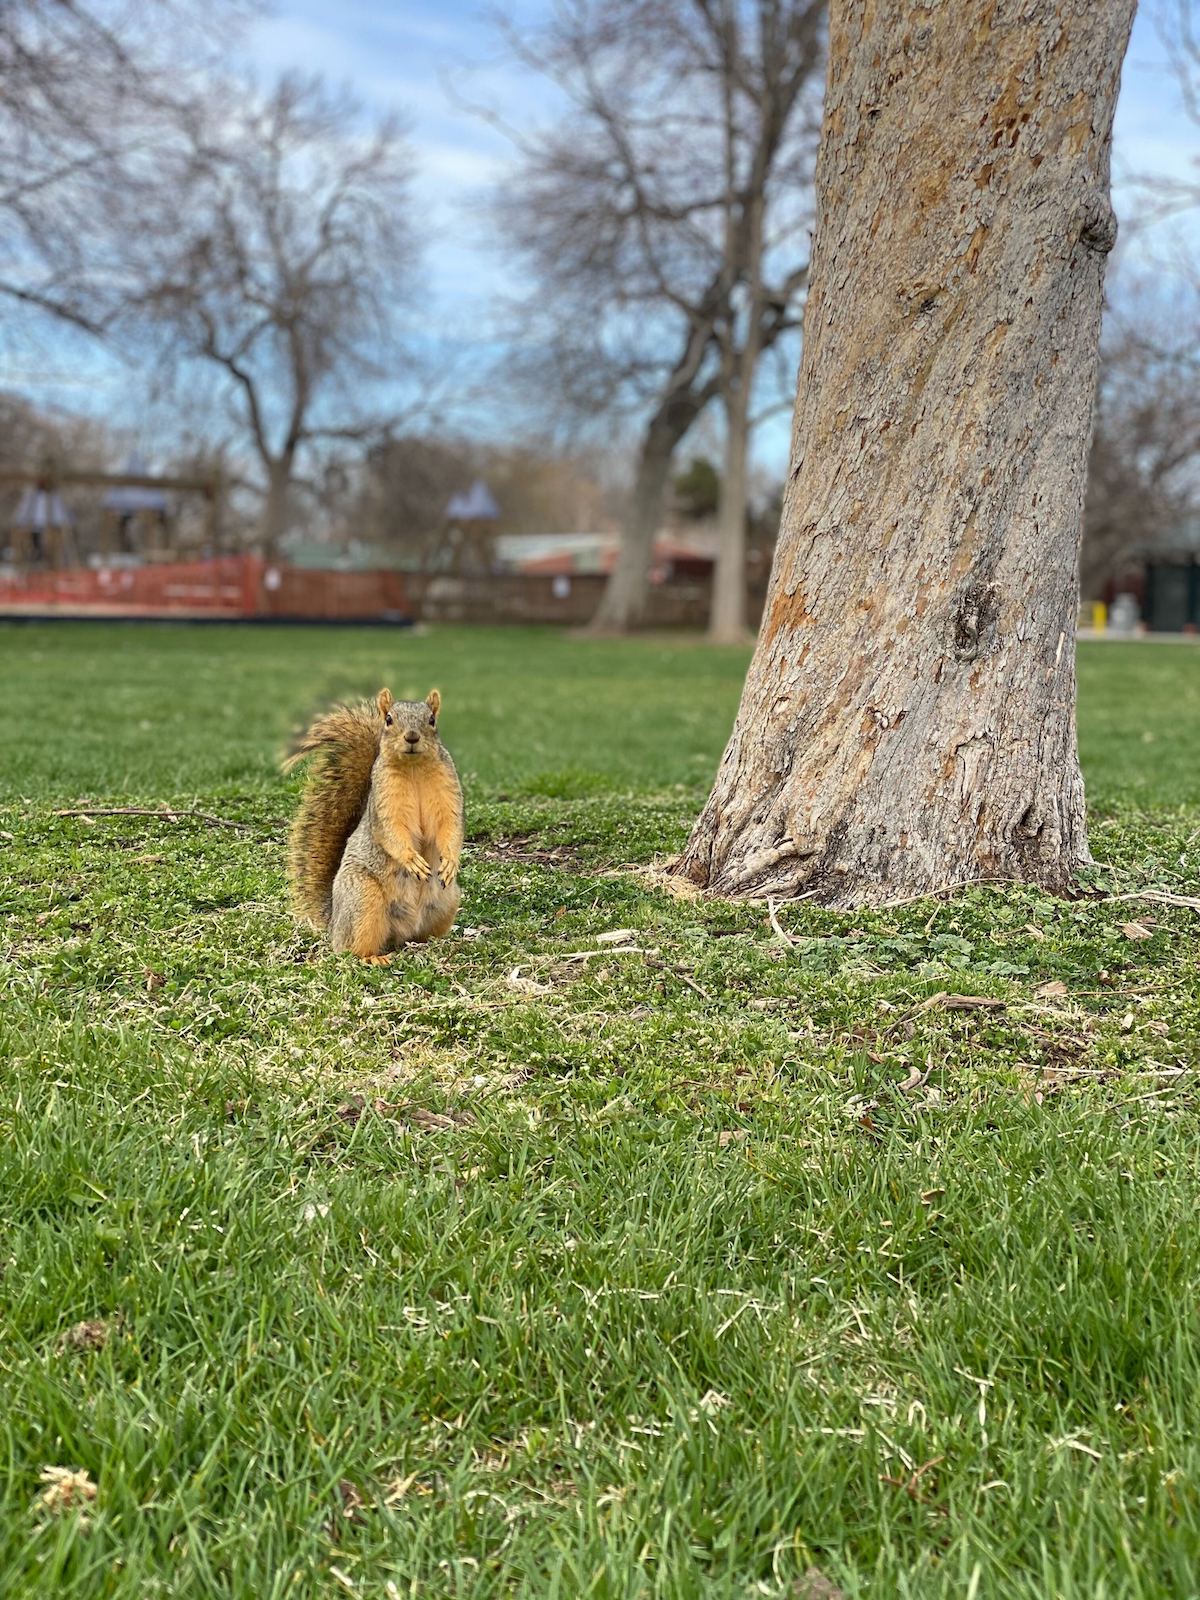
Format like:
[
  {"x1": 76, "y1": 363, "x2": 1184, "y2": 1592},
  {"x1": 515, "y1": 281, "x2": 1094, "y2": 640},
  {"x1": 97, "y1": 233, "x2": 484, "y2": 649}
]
[
  {"x1": 1077, "y1": 191, "x2": 1118, "y2": 255},
  {"x1": 951, "y1": 581, "x2": 999, "y2": 662}
]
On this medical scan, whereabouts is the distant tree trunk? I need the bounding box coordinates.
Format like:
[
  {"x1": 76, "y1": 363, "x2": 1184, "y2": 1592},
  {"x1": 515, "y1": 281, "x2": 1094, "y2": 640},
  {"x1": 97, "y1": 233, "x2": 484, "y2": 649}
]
[
  {"x1": 709, "y1": 22, "x2": 762, "y2": 649},
  {"x1": 674, "y1": 0, "x2": 1136, "y2": 905},
  {"x1": 260, "y1": 459, "x2": 292, "y2": 563},
  {"x1": 709, "y1": 191, "x2": 766, "y2": 645},
  {"x1": 590, "y1": 402, "x2": 700, "y2": 633},
  {"x1": 710, "y1": 381, "x2": 752, "y2": 643}
]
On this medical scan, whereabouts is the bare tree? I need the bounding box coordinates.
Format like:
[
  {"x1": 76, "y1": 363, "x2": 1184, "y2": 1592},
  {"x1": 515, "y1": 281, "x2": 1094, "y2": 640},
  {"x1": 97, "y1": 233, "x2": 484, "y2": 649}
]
[
  {"x1": 1082, "y1": 274, "x2": 1200, "y2": 599},
  {"x1": 0, "y1": 0, "x2": 248, "y2": 334},
  {"x1": 1145, "y1": 0, "x2": 1200, "y2": 216},
  {"x1": 117, "y1": 74, "x2": 417, "y2": 557},
  {"x1": 495, "y1": 0, "x2": 824, "y2": 632},
  {"x1": 357, "y1": 432, "x2": 625, "y2": 566},
  {"x1": 674, "y1": 0, "x2": 1136, "y2": 906}
]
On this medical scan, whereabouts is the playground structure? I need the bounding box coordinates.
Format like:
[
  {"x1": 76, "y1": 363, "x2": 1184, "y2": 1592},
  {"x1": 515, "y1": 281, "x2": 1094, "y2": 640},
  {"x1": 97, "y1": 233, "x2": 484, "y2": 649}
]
[
  {"x1": 1, "y1": 457, "x2": 222, "y2": 570},
  {"x1": 0, "y1": 457, "x2": 748, "y2": 624},
  {"x1": 0, "y1": 457, "x2": 412, "y2": 620},
  {"x1": 10, "y1": 485, "x2": 75, "y2": 569},
  {"x1": 441, "y1": 480, "x2": 500, "y2": 574},
  {"x1": 0, "y1": 469, "x2": 758, "y2": 627},
  {"x1": 99, "y1": 453, "x2": 172, "y2": 558}
]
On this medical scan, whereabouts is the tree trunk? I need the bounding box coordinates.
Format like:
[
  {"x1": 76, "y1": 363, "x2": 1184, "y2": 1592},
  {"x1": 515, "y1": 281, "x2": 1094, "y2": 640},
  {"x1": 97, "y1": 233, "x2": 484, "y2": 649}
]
[
  {"x1": 260, "y1": 459, "x2": 291, "y2": 563},
  {"x1": 589, "y1": 417, "x2": 683, "y2": 633},
  {"x1": 709, "y1": 381, "x2": 752, "y2": 643},
  {"x1": 709, "y1": 0, "x2": 752, "y2": 648},
  {"x1": 710, "y1": 181, "x2": 766, "y2": 646},
  {"x1": 674, "y1": 0, "x2": 1135, "y2": 906}
]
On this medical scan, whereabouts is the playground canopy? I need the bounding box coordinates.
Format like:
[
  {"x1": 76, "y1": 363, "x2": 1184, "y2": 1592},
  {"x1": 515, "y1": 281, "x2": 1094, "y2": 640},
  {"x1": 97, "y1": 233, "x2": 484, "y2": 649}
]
[
  {"x1": 102, "y1": 453, "x2": 169, "y2": 515},
  {"x1": 13, "y1": 486, "x2": 72, "y2": 530},
  {"x1": 445, "y1": 481, "x2": 500, "y2": 522}
]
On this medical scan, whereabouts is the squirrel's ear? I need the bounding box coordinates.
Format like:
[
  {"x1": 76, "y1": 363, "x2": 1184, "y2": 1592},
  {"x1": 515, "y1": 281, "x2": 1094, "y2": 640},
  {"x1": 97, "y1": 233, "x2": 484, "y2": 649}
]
[
  {"x1": 426, "y1": 689, "x2": 442, "y2": 719},
  {"x1": 377, "y1": 688, "x2": 394, "y2": 717}
]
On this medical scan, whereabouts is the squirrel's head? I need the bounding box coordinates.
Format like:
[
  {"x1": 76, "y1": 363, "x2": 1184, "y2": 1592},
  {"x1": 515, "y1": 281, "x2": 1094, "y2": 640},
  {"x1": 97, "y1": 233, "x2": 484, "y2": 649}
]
[{"x1": 377, "y1": 688, "x2": 443, "y2": 763}]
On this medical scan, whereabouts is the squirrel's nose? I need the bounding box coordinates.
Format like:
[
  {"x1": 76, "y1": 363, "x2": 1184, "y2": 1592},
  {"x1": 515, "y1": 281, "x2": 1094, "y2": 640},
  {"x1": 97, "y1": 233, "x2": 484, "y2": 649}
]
[{"x1": 403, "y1": 729, "x2": 420, "y2": 745}]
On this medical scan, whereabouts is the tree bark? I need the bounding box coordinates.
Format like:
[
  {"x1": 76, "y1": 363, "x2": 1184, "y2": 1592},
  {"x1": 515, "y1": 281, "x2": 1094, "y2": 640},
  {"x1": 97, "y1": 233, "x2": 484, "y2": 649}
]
[{"x1": 674, "y1": 0, "x2": 1135, "y2": 906}]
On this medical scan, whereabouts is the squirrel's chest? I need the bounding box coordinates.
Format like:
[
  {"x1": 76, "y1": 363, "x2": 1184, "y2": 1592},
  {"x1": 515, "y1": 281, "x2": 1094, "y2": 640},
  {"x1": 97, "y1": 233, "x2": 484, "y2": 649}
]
[{"x1": 377, "y1": 766, "x2": 449, "y2": 850}]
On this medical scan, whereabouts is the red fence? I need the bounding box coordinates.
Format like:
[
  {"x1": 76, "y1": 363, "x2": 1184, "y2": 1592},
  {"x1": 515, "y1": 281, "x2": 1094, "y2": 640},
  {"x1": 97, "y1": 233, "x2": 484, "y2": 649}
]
[
  {"x1": 0, "y1": 555, "x2": 261, "y2": 617},
  {"x1": 0, "y1": 556, "x2": 411, "y2": 621},
  {"x1": 0, "y1": 555, "x2": 763, "y2": 627}
]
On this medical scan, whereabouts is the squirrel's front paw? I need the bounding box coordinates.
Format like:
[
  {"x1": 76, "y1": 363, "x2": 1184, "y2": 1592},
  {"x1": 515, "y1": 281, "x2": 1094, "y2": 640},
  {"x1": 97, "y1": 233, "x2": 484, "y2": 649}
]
[
  {"x1": 403, "y1": 852, "x2": 432, "y2": 881},
  {"x1": 438, "y1": 856, "x2": 460, "y2": 888}
]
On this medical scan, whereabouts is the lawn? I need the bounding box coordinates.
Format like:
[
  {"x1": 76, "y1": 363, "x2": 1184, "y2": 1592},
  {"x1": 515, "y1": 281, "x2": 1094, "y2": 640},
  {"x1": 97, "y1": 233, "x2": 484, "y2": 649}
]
[{"x1": 2, "y1": 622, "x2": 1199, "y2": 1600}]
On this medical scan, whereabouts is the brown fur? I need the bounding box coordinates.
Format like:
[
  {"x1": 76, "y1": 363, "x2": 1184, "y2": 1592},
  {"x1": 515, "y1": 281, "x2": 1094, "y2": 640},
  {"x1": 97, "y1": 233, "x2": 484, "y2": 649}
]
[
  {"x1": 284, "y1": 688, "x2": 464, "y2": 956},
  {"x1": 283, "y1": 699, "x2": 383, "y2": 927},
  {"x1": 372, "y1": 757, "x2": 462, "y2": 884}
]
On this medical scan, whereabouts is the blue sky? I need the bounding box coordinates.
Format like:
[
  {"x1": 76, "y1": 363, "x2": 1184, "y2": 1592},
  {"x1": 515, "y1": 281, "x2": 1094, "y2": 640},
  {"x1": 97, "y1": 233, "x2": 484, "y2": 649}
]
[
  {"x1": 245, "y1": 2, "x2": 1200, "y2": 295},
  {"x1": 250, "y1": 2, "x2": 1200, "y2": 474},
  {"x1": 6, "y1": 3, "x2": 1198, "y2": 473}
]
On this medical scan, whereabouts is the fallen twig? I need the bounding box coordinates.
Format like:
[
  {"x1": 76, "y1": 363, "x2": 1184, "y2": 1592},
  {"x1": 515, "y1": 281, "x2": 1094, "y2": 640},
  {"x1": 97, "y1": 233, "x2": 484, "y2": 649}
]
[
  {"x1": 746, "y1": 887, "x2": 821, "y2": 907},
  {"x1": 878, "y1": 991, "x2": 1008, "y2": 1037},
  {"x1": 880, "y1": 1454, "x2": 945, "y2": 1502},
  {"x1": 673, "y1": 967, "x2": 712, "y2": 1002},
  {"x1": 54, "y1": 805, "x2": 263, "y2": 835},
  {"x1": 767, "y1": 897, "x2": 798, "y2": 946},
  {"x1": 1113, "y1": 1085, "x2": 1192, "y2": 1106},
  {"x1": 1103, "y1": 889, "x2": 1200, "y2": 913},
  {"x1": 553, "y1": 946, "x2": 658, "y2": 963},
  {"x1": 870, "y1": 876, "x2": 1020, "y2": 910},
  {"x1": 646, "y1": 957, "x2": 712, "y2": 1002},
  {"x1": 897, "y1": 1064, "x2": 932, "y2": 1093},
  {"x1": 914, "y1": 992, "x2": 1007, "y2": 1016}
]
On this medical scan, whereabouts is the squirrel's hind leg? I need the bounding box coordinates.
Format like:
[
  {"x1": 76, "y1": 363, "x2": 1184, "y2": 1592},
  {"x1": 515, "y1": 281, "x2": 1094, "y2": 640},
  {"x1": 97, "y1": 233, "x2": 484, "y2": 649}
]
[{"x1": 330, "y1": 865, "x2": 392, "y2": 960}]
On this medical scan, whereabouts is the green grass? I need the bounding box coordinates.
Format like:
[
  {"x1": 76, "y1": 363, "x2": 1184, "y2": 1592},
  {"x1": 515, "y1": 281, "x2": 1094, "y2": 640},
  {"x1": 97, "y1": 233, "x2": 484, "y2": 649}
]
[{"x1": 1, "y1": 622, "x2": 1199, "y2": 1600}]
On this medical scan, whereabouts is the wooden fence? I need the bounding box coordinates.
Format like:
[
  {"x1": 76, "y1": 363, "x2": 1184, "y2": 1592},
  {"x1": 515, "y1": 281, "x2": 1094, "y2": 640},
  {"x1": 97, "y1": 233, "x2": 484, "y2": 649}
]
[
  {"x1": 409, "y1": 572, "x2": 767, "y2": 628},
  {"x1": 0, "y1": 555, "x2": 763, "y2": 628}
]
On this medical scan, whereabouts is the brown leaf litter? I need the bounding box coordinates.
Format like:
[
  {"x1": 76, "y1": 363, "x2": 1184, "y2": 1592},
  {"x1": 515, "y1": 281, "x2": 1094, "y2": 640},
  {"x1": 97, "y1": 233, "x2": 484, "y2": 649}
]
[
  {"x1": 35, "y1": 1466, "x2": 98, "y2": 1520},
  {"x1": 793, "y1": 1569, "x2": 846, "y2": 1599},
  {"x1": 336, "y1": 1096, "x2": 475, "y2": 1133},
  {"x1": 57, "y1": 1319, "x2": 113, "y2": 1354}
]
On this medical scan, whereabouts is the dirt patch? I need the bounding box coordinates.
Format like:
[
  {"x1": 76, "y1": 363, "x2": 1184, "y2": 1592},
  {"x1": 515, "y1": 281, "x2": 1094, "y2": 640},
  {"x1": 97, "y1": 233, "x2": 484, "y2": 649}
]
[{"x1": 472, "y1": 833, "x2": 586, "y2": 868}]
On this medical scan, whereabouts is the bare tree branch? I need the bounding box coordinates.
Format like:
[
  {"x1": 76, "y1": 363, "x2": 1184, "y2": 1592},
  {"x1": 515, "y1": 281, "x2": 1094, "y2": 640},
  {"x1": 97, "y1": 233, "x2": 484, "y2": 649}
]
[
  {"x1": 109, "y1": 73, "x2": 420, "y2": 557},
  {"x1": 1082, "y1": 267, "x2": 1200, "y2": 601},
  {"x1": 0, "y1": 0, "x2": 253, "y2": 335},
  {"x1": 491, "y1": 0, "x2": 826, "y2": 630}
]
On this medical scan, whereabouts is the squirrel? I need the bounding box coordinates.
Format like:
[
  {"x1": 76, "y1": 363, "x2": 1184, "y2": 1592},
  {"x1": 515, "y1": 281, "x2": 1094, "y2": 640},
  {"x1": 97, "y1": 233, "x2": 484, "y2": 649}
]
[{"x1": 283, "y1": 688, "x2": 463, "y2": 964}]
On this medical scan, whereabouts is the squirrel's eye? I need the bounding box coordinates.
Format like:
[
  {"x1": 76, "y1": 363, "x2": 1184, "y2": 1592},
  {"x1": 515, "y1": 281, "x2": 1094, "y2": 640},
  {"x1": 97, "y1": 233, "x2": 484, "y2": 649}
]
[
  {"x1": 429, "y1": 716, "x2": 436, "y2": 728},
  {"x1": 384, "y1": 713, "x2": 393, "y2": 726}
]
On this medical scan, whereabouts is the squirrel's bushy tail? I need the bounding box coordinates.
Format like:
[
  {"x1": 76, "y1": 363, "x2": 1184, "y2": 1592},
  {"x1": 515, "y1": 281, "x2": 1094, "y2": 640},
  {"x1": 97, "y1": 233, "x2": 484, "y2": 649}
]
[{"x1": 283, "y1": 700, "x2": 382, "y2": 927}]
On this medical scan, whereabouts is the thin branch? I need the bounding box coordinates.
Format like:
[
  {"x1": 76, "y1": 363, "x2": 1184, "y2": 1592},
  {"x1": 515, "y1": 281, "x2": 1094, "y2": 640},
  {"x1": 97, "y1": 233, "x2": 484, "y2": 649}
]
[{"x1": 53, "y1": 806, "x2": 269, "y2": 835}]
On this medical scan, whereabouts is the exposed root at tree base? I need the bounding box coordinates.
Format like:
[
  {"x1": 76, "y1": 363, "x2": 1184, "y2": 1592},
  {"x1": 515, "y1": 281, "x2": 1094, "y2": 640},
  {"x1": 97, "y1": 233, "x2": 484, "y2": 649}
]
[{"x1": 660, "y1": 857, "x2": 1097, "y2": 911}]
